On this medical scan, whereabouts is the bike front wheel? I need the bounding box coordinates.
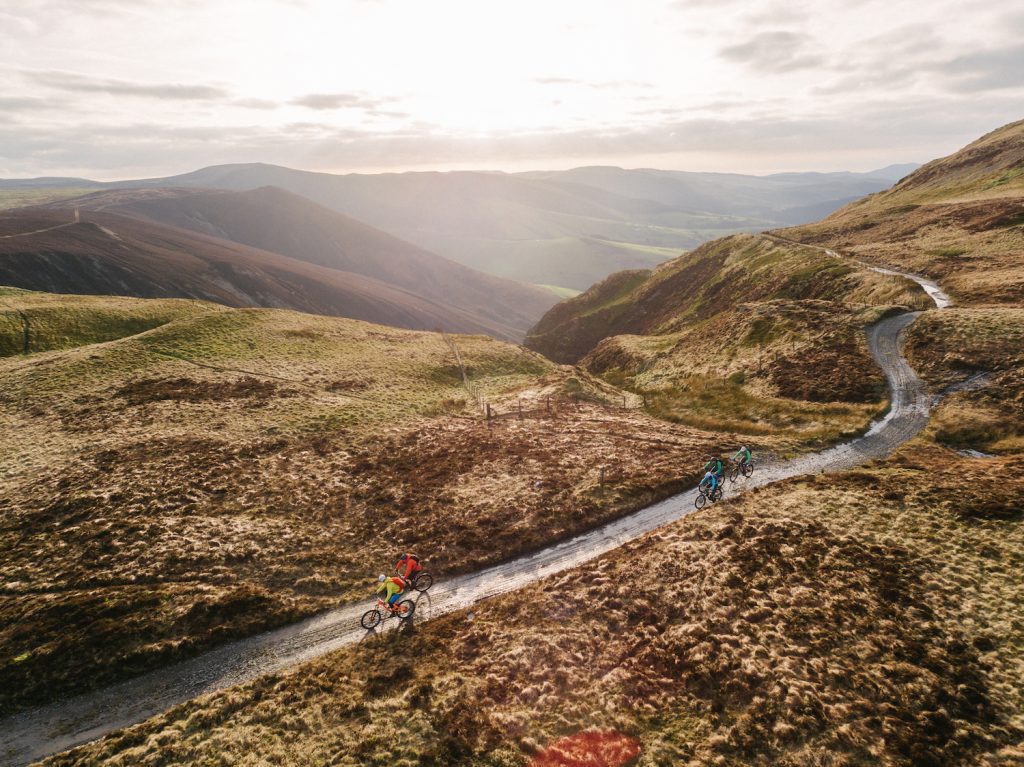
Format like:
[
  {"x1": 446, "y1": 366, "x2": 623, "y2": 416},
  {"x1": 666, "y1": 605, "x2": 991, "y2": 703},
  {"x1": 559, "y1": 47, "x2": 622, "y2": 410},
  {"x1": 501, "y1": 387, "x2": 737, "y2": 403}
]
[
  {"x1": 412, "y1": 572, "x2": 433, "y2": 592},
  {"x1": 361, "y1": 608, "x2": 382, "y2": 630},
  {"x1": 694, "y1": 492, "x2": 707, "y2": 509},
  {"x1": 395, "y1": 599, "x2": 416, "y2": 620},
  {"x1": 730, "y1": 466, "x2": 740, "y2": 483}
]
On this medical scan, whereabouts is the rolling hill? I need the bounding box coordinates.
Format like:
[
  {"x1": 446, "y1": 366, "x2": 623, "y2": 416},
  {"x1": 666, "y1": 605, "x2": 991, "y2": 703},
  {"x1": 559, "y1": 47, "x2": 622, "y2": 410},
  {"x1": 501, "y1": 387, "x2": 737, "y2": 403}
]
[
  {"x1": 0, "y1": 197, "x2": 558, "y2": 341},
  {"x1": 1, "y1": 163, "x2": 910, "y2": 290}
]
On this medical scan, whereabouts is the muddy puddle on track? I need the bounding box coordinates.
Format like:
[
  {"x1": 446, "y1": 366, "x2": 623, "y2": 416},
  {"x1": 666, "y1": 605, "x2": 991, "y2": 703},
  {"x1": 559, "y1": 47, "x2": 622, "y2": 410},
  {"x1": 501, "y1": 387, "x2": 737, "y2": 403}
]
[{"x1": 0, "y1": 274, "x2": 951, "y2": 767}]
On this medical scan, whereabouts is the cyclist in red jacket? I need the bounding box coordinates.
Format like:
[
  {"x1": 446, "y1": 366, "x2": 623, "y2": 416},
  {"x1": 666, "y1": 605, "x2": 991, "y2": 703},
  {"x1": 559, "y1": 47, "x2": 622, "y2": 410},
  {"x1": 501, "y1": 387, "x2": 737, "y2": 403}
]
[{"x1": 395, "y1": 552, "x2": 422, "y2": 581}]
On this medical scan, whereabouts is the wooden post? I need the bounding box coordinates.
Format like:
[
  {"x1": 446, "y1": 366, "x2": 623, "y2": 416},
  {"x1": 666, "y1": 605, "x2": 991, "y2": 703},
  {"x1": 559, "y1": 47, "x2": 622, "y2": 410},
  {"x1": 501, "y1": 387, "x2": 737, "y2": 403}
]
[
  {"x1": 622, "y1": 394, "x2": 627, "y2": 409},
  {"x1": 599, "y1": 466, "x2": 605, "y2": 486},
  {"x1": 518, "y1": 400, "x2": 523, "y2": 420},
  {"x1": 486, "y1": 403, "x2": 492, "y2": 421}
]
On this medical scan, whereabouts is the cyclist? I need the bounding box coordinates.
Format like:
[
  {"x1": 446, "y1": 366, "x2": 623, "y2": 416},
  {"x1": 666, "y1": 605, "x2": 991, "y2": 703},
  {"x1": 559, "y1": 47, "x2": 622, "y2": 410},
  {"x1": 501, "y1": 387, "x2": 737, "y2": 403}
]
[
  {"x1": 699, "y1": 470, "x2": 719, "y2": 498},
  {"x1": 375, "y1": 573, "x2": 407, "y2": 611},
  {"x1": 703, "y1": 455, "x2": 725, "y2": 483},
  {"x1": 395, "y1": 552, "x2": 422, "y2": 582},
  {"x1": 733, "y1": 445, "x2": 752, "y2": 468}
]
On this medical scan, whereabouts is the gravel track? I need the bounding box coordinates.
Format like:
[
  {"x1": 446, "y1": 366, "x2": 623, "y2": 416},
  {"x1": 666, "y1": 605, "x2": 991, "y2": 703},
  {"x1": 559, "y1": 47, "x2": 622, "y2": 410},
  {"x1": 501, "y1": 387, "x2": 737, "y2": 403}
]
[{"x1": 0, "y1": 267, "x2": 950, "y2": 767}]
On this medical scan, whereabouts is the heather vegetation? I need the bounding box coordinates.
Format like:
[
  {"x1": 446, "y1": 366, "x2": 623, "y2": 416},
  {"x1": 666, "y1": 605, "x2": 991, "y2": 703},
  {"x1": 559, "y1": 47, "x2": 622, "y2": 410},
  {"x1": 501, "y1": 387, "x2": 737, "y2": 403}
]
[{"x1": 0, "y1": 293, "x2": 734, "y2": 714}]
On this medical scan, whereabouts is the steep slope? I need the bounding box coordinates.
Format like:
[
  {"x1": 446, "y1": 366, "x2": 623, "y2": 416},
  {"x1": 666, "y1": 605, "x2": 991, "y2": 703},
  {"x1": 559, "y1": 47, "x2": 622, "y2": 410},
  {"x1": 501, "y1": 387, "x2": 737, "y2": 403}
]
[
  {"x1": 526, "y1": 233, "x2": 928, "y2": 364},
  {"x1": 0, "y1": 208, "x2": 543, "y2": 340},
  {"x1": 782, "y1": 118, "x2": 1024, "y2": 304},
  {"x1": 44, "y1": 186, "x2": 557, "y2": 336}
]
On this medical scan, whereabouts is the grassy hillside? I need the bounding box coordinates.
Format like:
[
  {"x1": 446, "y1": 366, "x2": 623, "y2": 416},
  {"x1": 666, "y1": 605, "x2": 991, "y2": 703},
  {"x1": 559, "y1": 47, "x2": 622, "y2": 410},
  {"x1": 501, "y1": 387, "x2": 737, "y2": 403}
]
[
  {"x1": 0, "y1": 188, "x2": 97, "y2": 211},
  {"x1": 0, "y1": 288, "x2": 221, "y2": 356},
  {"x1": 526, "y1": 233, "x2": 928, "y2": 365},
  {"x1": 782, "y1": 119, "x2": 1024, "y2": 305},
  {"x1": 0, "y1": 291, "x2": 740, "y2": 715}
]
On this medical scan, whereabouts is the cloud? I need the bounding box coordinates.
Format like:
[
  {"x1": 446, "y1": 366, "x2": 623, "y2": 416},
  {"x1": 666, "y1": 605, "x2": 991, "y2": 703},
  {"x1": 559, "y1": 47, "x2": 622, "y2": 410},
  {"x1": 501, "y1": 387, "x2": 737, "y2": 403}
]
[
  {"x1": 0, "y1": 97, "x2": 52, "y2": 112},
  {"x1": 719, "y1": 31, "x2": 826, "y2": 73},
  {"x1": 3, "y1": 92, "x2": 1018, "y2": 179},
  {"x1": 289, "y1": 93, "x2": 389, "y2": 110},
  {"x1": 936, "y1": 43, "x2": 1024, "y2": 92},
  {"x1": 25, "y1": 70, "x2": 230, "y2": 100},
  {"x1": 534, "y1": 77, "x2": 654, "y2": 90},
  {"x1": 231, "y1": 98, "x2": 279, "y2": 110}
]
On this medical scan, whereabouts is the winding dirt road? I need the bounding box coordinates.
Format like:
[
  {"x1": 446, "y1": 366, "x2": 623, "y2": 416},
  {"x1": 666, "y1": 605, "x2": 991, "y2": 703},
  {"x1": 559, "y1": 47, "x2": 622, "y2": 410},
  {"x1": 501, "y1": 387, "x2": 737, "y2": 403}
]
[{"x1": 0, "y1": 263, "x2": 950, "y2": 767}]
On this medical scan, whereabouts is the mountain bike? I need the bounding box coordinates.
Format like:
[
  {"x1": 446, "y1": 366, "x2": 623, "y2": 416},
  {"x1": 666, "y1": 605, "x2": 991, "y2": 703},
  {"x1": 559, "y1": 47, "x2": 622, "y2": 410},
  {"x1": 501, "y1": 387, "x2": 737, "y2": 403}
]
[
  {"x1": 729, "y1": 460, "x2": 754, "y2": 483},
  {"x1": 360, "y1": 596, "x2": 416, "y2": 630},
  {"x1": 694, "y1": 482, "x2": 724, "y2": 509},
  {"x1": 406, "y1": 570, "x2": 433, "y2": 593}
]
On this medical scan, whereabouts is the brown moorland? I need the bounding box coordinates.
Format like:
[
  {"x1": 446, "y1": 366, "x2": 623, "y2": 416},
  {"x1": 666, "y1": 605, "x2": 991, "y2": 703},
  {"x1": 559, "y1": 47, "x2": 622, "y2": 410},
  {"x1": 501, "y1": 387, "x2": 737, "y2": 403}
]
[
  {"x1": 44, "y1": 433, "x2": 1023, "y2": 767},
  {"x1": 1, "y1": 293, "x2": 747, "y2": 715}
]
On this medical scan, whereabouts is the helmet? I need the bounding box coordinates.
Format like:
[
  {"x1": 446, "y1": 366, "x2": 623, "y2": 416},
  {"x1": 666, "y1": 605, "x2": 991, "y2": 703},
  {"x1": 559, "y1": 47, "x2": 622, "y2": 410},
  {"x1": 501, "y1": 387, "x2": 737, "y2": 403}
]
[{"x1": 377, "y1": 574, "x2": 386, "y2": 583}]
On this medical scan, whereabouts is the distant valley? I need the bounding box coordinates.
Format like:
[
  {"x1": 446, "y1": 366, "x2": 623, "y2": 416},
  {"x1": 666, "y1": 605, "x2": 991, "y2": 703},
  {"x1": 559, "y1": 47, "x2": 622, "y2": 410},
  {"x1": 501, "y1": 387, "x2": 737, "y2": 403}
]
[{"x1": 0, "y1": 162, "x2": 916, "y2": 291}]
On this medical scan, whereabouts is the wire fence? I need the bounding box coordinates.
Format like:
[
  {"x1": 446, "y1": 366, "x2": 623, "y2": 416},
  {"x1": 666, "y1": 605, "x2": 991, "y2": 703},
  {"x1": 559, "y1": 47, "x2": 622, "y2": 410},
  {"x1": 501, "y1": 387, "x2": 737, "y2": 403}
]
[{"x1": 440, "y1": 330, "x2": 647, "y2": 424}]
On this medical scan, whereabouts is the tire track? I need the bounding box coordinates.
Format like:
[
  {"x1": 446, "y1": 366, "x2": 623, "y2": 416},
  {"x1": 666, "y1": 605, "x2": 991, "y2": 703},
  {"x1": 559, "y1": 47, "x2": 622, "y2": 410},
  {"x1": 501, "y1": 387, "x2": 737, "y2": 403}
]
[{"x1": 0, "y1": 259, "x2": 951, "y2": 767}]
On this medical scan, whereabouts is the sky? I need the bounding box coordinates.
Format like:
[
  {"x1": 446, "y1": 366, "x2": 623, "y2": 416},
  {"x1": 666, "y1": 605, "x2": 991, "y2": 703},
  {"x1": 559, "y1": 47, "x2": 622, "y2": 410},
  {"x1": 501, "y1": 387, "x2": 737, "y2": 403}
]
[{"x1": 1, "y1": 0, "x2": 1022, "y2": 179}]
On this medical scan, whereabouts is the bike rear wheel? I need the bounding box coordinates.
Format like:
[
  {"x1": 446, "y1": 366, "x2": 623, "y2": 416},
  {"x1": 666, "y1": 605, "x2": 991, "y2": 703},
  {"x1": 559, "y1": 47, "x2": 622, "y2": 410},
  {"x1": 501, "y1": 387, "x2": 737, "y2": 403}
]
[
  {"x1": 412, "y1": 572, "x2": 433, "y2": 592},
  {"x1": 395, "y1": 599, "x2": 416, "y2": 620},
  {"x1": 360, "y1": 608, "x2": 382, "y2": 630},
  {"x1": 743, "y1": 462, "x2": 754, "y2": 478}
]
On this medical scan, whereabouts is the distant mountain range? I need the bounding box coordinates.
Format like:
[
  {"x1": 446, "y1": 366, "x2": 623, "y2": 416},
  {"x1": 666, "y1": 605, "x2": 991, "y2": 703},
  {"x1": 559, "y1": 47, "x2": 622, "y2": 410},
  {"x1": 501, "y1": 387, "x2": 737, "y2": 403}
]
[{"x1": 0, "y1": 162, "x2": 918, "y2": 291}]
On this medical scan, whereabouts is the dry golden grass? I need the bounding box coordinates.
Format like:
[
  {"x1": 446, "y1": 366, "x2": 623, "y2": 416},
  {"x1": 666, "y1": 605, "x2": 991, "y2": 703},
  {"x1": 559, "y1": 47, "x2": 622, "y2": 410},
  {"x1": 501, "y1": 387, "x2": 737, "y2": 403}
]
[
  {"x1": 0, "y1": 294, "x2": 732, "y2": 715},
  {"x1": 781, "y1": 120, "x2": 1024, "y2": 306},
  {"x1": 904, "y1": 307, "x2": 1024, "y2": 454},
  {"x1": 46, "y1": 437, "x2": 1023, "y2": 767},
  {"x1": 584, "y1": 300, "x2": 898, "y2": 449},
  {"x1": 0, "y1": 288, "x2": 221, "y2": 356}
]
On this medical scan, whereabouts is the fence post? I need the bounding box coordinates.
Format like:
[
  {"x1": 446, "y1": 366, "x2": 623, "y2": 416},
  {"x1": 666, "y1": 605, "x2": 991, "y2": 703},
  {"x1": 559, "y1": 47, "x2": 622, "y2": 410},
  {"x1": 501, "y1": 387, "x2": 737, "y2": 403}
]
[
  {"x1": 622, "y1": 394, "x2": 626, "y2": 409},
  {"x1": 486, "y1": 403, "x2": 492, "y2": 421},
  {"x1": 518, "y1": 399, "x2": 523, "y2": 420},
  {"x1": 599, "y1": 466, "x2": 605, "y2": 486}
]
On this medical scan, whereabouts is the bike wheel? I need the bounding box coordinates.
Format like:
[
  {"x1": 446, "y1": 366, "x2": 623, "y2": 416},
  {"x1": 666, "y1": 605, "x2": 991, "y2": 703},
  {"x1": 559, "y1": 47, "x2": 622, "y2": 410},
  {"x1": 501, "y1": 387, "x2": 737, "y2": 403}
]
[
  {"x1": 694, "y1": 492, "x2": 707, "y2": 509},
  {"x1": 730, "y1": 466, "x2": 740, "y2": 483},
  {"x1": 412, "y1": 572, "x2": 433, "y2": 592},
  {"x1": 743, "y1": 462, "x2": 754, "y2": 478},
  {"x1": 395, "y1": 599, "x2": 416, "y2": 620},
  {"x1": 360, "y1": 608, "x2": 382, "y2": 630}
]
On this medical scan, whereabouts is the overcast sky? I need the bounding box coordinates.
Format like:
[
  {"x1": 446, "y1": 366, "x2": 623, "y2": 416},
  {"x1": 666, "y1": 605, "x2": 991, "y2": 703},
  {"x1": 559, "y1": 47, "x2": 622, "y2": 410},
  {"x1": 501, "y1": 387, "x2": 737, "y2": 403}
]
[{"x1": 1, "y1": 0, "x2": 1022, "y2": 179}]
